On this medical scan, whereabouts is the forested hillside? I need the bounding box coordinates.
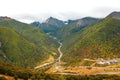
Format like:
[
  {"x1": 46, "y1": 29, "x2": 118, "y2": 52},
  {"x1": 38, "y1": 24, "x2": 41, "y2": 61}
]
[
  {"x1": 62, "y1": 18, "x2": 120, "y2": 65},
  {"x1": 0, "y1": 17, "x2": 59, "y2": 68}
]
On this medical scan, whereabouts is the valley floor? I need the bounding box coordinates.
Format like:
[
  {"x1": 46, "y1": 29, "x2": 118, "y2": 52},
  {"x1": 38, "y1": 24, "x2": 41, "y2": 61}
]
[
  {"x1": 52, "y1": 66, "x2": 120, "y2": 75},
  {"x1": 34, "y1": 36, "x2": 120, "y2": 75}
]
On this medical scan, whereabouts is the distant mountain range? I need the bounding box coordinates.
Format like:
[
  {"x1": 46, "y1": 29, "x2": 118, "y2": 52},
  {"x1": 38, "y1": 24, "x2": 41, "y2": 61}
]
[{"x1": 31, "y1": 16, "x2": 101, "y2": 37}]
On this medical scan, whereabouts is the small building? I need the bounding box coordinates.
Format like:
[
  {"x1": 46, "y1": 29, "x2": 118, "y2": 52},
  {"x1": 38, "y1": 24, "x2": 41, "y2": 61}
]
[{"x1": 97, "y1": 61, "x2": 106, "y2": 65}]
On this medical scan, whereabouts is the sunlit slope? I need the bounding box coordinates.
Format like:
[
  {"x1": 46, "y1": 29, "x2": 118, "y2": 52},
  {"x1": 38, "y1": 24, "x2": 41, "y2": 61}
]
[
  {"x1": 0, "y1": 18, "x2": 59, "y2": 68},
  {"x1": 0, "y1": 27, "x2": 46, "y2": 68},
  {"x1": 0, "y1": 20, "x2": 58, "y2": 52},
  {"x1": 62, "y1": 18, "x2": 120, "y2": 65}
]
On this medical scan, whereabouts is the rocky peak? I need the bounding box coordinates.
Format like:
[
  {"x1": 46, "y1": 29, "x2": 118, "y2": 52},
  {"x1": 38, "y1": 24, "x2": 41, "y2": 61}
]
[{"x1": 45, "y1": 17, "x2": 65, "y2": 27}]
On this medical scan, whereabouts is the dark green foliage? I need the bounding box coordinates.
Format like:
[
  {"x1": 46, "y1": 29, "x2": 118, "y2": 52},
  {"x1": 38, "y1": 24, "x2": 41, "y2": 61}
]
[
  {"x1": 31, "y1": 74, "x2": 120, "y2": 80},
  {"x1": 0, "y1": 77, "x2": 6, "y2": 80},
  {"x1": 0, "y1": 61, "x2": 32, "y2": 79}
]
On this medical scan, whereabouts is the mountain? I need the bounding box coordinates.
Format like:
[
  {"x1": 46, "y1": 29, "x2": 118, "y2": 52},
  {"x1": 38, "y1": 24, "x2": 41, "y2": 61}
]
[
  {"x1": 45, "y1": 17, "x2": 65, "y2": 27},
  {"x1": 31, "y1": 21, "x2": 41, "y2": 28},
  {"x1": 76, "y1": 17, "x2": 100, "y2": 27},
  {"x1": 0, "y1": 17, "x2": 59, "y2": 68},
  {"x1": 0, "y1": 27, "x2": 40, "y2": 68},
  {"x1": 56, "y1": 17, "x2": 100, "y2": 41},
  {"x1": 106, "y1": 11, "x2": 120, "y2": 19},
  {"x1": 31, "y1": 17, "x2": 65, "y2": 36},
  {"x1": 0, "y1": 16, "x2": 13, "y2": 21},
  {"x1": 61, "y1": 14, "x2": 120, "y2": 66},
  {"x1": 65, "y1": 19, "x2": 77, "y2": 24}
]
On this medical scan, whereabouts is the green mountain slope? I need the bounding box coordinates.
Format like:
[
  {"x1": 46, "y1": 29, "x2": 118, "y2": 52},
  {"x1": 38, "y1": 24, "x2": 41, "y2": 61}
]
[
  {"x1": 0, "y1": 17, "x2": 59, "y2": 68},
  {"x1": 62, "y1": 18, "x2": 120, "y2": 66},
  {"x1": 56, "y1": 17, "x2": 100, "y2": 41},
  {"x1": 0, "y1": 19, "x2": 58, "y2": 51},
  {"x1": 0, "y1": 27, "x2": 43, "y2": 68}
]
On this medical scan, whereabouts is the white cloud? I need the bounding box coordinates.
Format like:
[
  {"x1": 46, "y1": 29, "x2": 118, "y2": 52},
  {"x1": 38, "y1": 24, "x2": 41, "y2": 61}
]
[{"x1": 0, "y1": 0, "x2": 120, "y2": 23}]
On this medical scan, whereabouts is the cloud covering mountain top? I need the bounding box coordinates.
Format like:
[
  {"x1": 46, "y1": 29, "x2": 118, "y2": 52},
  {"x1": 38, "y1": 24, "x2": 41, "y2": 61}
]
[{"x1": 0, "y1": 0, "x2": 120, "y2": 23}]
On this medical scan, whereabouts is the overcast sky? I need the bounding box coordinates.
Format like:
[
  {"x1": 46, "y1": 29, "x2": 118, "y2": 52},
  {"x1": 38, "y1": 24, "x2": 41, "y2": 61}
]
[{"x1": 0, "y1": 0, "x2": 120, "y2": 23}]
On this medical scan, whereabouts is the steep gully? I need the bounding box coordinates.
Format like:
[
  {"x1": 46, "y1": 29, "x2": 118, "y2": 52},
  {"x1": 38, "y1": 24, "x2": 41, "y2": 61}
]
[{"x1": 34, "y1": 38, "x2": 63, "y2": 69}]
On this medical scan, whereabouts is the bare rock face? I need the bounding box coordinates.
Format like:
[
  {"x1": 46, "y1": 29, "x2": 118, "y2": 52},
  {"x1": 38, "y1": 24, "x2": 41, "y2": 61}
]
[
  {"x1": 76, "y1": 19, "x2": 84, "y2": 27},
  {"x1": 106, "y1": 11, "x2": 120, "y2": 20},
  {"x1": 76, "y1": 17, "x2": 100, "y2": 27}
]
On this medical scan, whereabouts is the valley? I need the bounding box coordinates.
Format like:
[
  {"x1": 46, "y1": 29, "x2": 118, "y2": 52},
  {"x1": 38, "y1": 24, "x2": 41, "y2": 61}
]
[{"x1": 1, "y1": 11, "x2": 120, "y2": 79}]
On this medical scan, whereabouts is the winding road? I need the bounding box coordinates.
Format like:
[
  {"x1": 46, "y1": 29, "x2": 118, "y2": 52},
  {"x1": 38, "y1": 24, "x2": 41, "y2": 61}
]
[
  {"x1": 34, "y1": 40, "x2": 63, "y2": 69},
  {"x1": 57, "y1": 41, "x2": 63, "y2": 63}
]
